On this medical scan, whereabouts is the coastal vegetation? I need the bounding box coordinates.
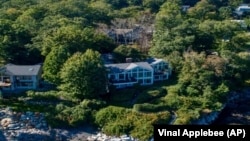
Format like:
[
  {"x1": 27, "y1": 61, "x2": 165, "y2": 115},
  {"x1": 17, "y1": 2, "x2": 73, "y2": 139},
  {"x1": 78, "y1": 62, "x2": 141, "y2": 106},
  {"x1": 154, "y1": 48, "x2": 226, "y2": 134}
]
[{"x1": 1, "y1": 0, "x2": 250, "y2": 140}]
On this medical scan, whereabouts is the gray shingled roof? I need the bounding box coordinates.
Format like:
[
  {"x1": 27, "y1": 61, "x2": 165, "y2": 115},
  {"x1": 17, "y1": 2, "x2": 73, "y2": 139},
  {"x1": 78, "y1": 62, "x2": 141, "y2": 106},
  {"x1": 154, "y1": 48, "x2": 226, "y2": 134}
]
[
  {"x1": 2, "y1": 64, "x2": 42, "y2": 76},
  {"x1": 105, "y1": 62, "x2": 153, "y2": 73}
]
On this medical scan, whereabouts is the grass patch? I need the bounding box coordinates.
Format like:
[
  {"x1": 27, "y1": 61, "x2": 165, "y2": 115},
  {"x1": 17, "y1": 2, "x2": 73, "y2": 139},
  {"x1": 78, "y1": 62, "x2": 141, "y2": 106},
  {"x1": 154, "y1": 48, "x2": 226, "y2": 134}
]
[
  {"x1": 133, "y1": 103, "x2": 170, "y2": 113},
  {"x1": 135, "y1": 86, "x2": 167, "y2": 103},
  {"x1": 0, "y1": 98, "x2": 54, "y2": 112},
  {"x1": 26, "y1": 90, "x2": 62, "y2": 101}
]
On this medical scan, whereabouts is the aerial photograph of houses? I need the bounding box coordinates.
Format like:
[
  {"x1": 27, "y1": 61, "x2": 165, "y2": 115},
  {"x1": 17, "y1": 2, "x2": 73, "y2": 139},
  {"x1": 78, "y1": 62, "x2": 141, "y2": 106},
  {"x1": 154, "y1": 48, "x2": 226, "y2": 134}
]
[{"x1": 0, "y1": 0, "x2": 250, "y2": 141}]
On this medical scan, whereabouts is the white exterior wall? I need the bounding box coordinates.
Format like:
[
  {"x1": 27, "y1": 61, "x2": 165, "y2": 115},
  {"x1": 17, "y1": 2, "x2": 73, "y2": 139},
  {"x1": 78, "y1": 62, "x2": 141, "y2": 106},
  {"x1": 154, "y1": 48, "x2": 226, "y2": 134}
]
[
  {"x1": 152, "y1": 61, "x2": 171, "y2": 81},
  {"x1": 14, "y1": 75, "x2": 37, "y2": 89},
  {"x1": 107, "y1": 66, "x2": 154, "y2": 88},
  {"x1": 1, "y1": 75, "x2": 40, "y2": 91}
]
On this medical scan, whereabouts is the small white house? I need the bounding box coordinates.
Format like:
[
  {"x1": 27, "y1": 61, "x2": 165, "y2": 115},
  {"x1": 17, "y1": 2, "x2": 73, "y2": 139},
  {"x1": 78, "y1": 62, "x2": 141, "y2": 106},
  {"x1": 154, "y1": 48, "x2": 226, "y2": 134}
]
[{"x1": 0, "y1": 64, "x2": 42, "y2": 91}]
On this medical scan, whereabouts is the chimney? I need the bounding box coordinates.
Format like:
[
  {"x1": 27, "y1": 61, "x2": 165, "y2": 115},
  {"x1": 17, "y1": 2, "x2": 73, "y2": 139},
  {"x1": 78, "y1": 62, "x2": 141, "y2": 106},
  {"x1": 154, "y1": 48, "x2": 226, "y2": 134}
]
[{"x1": 126, "y1": 58, "x2": 133, "y2": 63}]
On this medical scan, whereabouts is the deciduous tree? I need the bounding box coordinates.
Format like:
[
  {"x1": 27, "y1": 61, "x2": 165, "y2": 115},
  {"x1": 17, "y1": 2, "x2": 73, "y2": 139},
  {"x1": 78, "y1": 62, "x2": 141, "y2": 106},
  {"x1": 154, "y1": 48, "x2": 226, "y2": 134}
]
[{"x1": 59, "y1": 49, "x2": 107, "y2": 101}]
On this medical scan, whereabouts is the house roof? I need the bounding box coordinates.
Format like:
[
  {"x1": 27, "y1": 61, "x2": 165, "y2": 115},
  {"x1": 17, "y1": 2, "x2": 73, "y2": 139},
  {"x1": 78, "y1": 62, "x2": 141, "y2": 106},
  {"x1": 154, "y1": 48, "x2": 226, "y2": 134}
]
[
  {"x1": 105, "y1": 62, "x2": 153, "y2": 73},
  {"x1": 1, "y1": 64, "x2": 42, "y2": 76},
  {"x1": 146, "y1": 58, "x2": 165, "y2": 65}
]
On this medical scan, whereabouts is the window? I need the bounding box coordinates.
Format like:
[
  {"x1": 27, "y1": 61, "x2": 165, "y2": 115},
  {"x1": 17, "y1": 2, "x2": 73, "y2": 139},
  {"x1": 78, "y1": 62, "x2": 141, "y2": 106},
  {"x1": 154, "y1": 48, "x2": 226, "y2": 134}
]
[
  {"x1": 16, "y1": 76, "x2": 32, "y2": 80},
  {"x1": 119, "y1": 74, "x2": 124, "y2": 80},
  {"x1": 164, "y1": 64, "x2": 168, "y2": 70},
  {"x1": 132, "y1": 72, "x2": 137, "y2": 78},
  {"x1": 139, "y1": 68, "x2": 143, "y2": 72},
  {"x1": 163, "y1": 74, "x2": 168, "y2": 79},
  {"x1": 145, "y1": 79, "x2": 152, "y2": 84},
  {"x1": 110, "y1": 74, "x2": 115, "y2": 79},
  {"x1": 138, "y1": 72, "x2": 143, "y2": 78},
  {"x1": 154, "y1": 76, "x2": 159, "y2": 80},
  {"x1": 145, "y1": 71, "x2": 151, "y2": 77},
  {"x1": 16, "y1": 82, "x2": 33, "y2": 87},
  {"x1": 132, "y1": 68, "x2": 137, "y2": 72}
]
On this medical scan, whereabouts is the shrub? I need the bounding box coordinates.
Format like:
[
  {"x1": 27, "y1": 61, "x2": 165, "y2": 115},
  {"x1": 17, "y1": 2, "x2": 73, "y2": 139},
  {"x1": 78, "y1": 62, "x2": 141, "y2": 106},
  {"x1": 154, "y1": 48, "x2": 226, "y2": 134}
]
[
  {"x1": 102, "y1": 120, "x2": 133, "y2": 136},
  {"x1": 174, "y1": 108, "x2": 201, "y2": 125},
  {"x1": 133, "y1": 103, "x2": 168, "y2": 112},
  {"x1": 95, "y1": 106, "x2": 129, "y2": 126},
  {"x1": 55, "y1": 103, "x2": 68, "y2": 111},
  {"x1": 54, "y1": 104, "x2": 92, "y2": 127},
  {"x1": 80, "y1": 99, "x2": 106, "y2": 109},
  {"x1": 26, "y1": 90, "x2": 59, "y2": 101},
  {"x1": 69, "y1": 106, "x2": 91, "y2": 126},
  {"x1": 95, "y1": 106, "x2": 171, "y2": 140},
  {"x1": 130, "y1": 123, "x2": 153, "y2": 140},
  {"x1": 164, "y1": 93, "x2": 180, "y2": 109}
]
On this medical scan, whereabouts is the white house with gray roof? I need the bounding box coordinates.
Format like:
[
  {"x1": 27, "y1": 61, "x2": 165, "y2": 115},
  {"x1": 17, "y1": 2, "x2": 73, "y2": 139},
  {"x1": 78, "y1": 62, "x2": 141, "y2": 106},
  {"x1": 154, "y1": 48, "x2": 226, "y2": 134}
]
[
  {"x1": 105, "y1": 58, "x2": 171, "y2": 89},
  {"x1": 0, "y1": 64, "x2": 42, "y2": 91},
  {"x1": 146, "y1": 58, "x2": 171, "y2": 81},
  {"x1": 235, "y1": 4, "x2": 250, "y2": 16}
]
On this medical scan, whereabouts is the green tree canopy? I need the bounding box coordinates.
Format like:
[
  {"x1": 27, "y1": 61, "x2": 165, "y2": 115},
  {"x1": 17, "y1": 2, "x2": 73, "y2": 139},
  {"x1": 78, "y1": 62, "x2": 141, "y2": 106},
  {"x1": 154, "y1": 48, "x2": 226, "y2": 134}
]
[
  {"x1": 113, "y1": 45, "x2": 142, "y2": 63},
  {"x1": 59, "y1": 49, "x2": 107, "y2": 101},
  {"x1": 187, "y1": 0, "x2": 217, "y2": 20}
]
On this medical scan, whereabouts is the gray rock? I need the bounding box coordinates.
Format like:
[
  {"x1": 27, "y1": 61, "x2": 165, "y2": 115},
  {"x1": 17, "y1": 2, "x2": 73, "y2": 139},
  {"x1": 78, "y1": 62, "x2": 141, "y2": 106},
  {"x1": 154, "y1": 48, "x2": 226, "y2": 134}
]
[
  {"x1": 121, "y1": 137, "x2": 131, "y2": 141},
  {"x1": 7, "y1": 123, "x2": 16, "y2": 128},
  {"x1": 1, "y1": 118, "x2": 12, "y2": 127},
  {"x1": 13, "y1": 126, "x2": 20, "y2": 130},
  {"x1": 111, "y1": 138, "x2": 122, "y2": 141}
]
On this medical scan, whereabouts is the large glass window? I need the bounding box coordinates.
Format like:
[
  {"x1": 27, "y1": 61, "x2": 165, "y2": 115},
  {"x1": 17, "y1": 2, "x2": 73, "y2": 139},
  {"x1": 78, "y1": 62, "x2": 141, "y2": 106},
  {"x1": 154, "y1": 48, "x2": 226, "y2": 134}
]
[
  {"x1": 119, "y1": 74, "x2": 124, "y2": 79},
  {"x1": 154, "y1": 76, "x2": 159, "y2": 80},
  {"x1": 145, "y1": 71, "x2": 151, "y2": 77},
  {"x1": 138, "y1": 72, "x2": 143, "y2": 77},
  {"x1": 16, "y1": 82, "x2": 33, "y2": 87},
  {"x1": 16, "y1": 76, "x2": 32, "y2": 80},
  {"x1": 132, "y1": 68, "x2": 137, "y2": 72},
  {"x1": 132, "y1": 72, "x2": 137, "y2": 78},
  {"x1": 110, "y1": 74, "x2": 115, "y2": 79}
]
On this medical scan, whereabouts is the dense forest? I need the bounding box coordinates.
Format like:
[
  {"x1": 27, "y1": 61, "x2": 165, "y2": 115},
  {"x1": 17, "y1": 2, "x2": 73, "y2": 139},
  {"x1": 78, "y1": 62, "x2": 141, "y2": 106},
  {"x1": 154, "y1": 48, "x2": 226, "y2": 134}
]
[{"x1": 1, "y1": 0, "x2": 250, "y2": 140}]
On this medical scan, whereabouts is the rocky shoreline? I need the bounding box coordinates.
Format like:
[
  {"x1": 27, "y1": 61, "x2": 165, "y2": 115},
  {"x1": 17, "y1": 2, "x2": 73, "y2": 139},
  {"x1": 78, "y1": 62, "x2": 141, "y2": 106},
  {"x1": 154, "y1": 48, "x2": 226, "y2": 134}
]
[
  {"x1": 2, "y1": 88, "x2": 249, "y2": 141},
  {"x1": 0, "y1": 107, "x2": 138, "y2": 141},
  {"x1": 191, "y1": 88, "x2": 250, "y2": 125},
  {"x1": 212, "y1": 88, "x2": 250, "y2": 125}
]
